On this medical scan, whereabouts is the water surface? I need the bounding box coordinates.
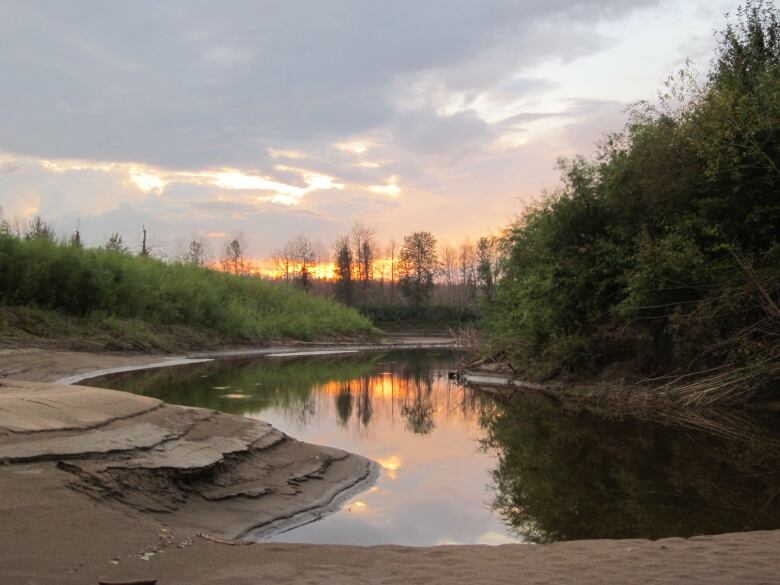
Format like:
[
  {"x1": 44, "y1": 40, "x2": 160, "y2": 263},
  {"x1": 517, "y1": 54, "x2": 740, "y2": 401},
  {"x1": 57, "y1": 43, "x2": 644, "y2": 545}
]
[{"x1": 91, "y1": 350, "x2": 780, "y2": 545}]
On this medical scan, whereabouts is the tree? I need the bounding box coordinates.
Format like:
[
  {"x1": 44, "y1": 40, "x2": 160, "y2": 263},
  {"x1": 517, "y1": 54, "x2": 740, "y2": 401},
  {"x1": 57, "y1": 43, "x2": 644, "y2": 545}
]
[
  {"x1": 398, "y1": 231, "x2": 438, "y2": 306},
  {"x1": 105, "y1": 233, "x2": 128, "y2": 252},
  {"x1": 221, "y1": 235, "x2": 249, "y2": 276},
  {"x1": 184, "y1": 239, "x2": 206, "y2": 266},
  {"x1": 333, "y1": 236, "x2": 354, "y2": 305},
  {"x1": 271, "y1": 242, "x2": 295, "y2": 282},
  {"x1": 290, "y1": 234, "x2": 316, "y2": 291},
  {"x1": 351, "y1": 222, "x2": 375, "y2": 290},
  {"x1": 459, "y1": 239, "x2": 477, "y2": 304},
  {"x1": 70, "y1": 230, "x2": 82, "y2": 248},
  {"x1": 476, "y1": 236, "x2": 496, "y2": 301},
  {"x1": 140, "y1": 226, "x2": 150, "y2": 256},
  {"x1": 0, "y1": 206, "x2": 8, "y2": 235},
  {"x1": 386, "y1": 238, "x2": 399, "y2": 302},
  {"x1": 24, "y1": 216, "x2": 55, "y2": 240},
  {"x1": 440, "y1": 243, "x2": 458, "y2": 304}
]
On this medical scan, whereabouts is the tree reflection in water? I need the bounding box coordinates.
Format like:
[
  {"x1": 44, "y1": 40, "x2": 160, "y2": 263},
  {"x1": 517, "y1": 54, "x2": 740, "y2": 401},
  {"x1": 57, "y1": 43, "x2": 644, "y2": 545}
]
[
  {"x1": 481, "y1": 392, "x2": 780, "y2": 543},
  {"x1": 89, "y1": 350, "x2": 476, "y2": 436},
  {"x1": 90, "y1": 350, "x2": 780, "y2": 542},
  {"x1": 335, "y1": 383, "x2": 353, "y2": 427}
]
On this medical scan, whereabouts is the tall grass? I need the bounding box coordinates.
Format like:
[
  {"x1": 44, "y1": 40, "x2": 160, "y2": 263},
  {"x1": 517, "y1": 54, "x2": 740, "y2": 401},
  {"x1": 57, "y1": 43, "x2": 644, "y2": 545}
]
[{"x1": 0, "y1": 233, "x2": 375, "y2": 341}]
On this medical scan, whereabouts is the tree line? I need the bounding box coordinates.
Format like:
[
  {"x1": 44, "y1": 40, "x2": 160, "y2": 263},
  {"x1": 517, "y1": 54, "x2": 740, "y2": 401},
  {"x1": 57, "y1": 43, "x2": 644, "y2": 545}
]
[
  {"x1": 483, "y1": 1, "x2": 780, "y2": 399},
  {"x1": 0, "y1": 210, "x2": 498, "y2": 314}
]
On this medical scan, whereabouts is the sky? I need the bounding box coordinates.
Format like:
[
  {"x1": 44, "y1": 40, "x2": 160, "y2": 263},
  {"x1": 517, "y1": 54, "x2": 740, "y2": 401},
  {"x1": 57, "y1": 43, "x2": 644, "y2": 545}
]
[{"x1": 0, "y1": 0, "x2": 738, "y2": 258}]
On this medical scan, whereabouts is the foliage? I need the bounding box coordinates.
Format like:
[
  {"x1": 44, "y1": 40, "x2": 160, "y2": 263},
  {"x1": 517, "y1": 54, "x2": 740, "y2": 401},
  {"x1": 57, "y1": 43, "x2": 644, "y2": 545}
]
[
  {"x1": 360, "y1": 304, "x2": 478, "y2": 329},
  {"x1": 220, "y1": 236, "x2": 249, "y2": 276},
  {"x1": 399, "y1": 231, "x2": 439, "y2": 306},
  {"x1": 104, "y1": 233, "x2": 128, "y2": 252},
  {"x1": 333, "y1": 236, "x2": 354, "y2": 305},
  {"x1": 486, "y1": 2, "x2": 780, "y2": 387},
  {"x1": 0, "y1": 231, "x2": 375, "y2": 343}
]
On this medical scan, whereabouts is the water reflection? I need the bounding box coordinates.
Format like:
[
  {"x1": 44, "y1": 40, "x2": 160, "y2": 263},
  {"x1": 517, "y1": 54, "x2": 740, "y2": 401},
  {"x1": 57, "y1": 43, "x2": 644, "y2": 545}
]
[
  {"x1": 481, "y1": 392, "x2": 780, "y2": 543},
  {"x1": 90, "y1": 351, "x2": 780, "y2": 545}
]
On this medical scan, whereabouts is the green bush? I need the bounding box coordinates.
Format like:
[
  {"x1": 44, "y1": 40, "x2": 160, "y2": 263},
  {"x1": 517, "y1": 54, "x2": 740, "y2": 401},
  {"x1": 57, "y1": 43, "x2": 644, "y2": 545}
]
[
  {"x1": 486, "y1": 2, "x2": 780, "y2": 381},
  {"x1": 0, "y1": 234, "x2": 375, "y2": 342},
  {"x1": 360, "y1": 304, "x2": 478, "y2": 328}
]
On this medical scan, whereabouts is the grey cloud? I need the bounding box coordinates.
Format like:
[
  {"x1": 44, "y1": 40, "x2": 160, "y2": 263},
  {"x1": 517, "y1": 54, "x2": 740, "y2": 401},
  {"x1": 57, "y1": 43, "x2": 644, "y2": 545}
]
[
  {"x1": 0, "y1": 162, "x2": 22, "y2": 175},
  {"x1": 392, "y1": 107, "x2": 492, "y2": 154},
  {"x1": 0, "y1": 0, "x2": 657, "y2": 170}
]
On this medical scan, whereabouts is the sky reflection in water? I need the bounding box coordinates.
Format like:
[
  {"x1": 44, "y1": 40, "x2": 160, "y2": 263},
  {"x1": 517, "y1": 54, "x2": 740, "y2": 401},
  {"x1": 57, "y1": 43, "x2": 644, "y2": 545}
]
[
  {"x1": 90, "y1": 349, "x2": 780, "y2": 546},
  {"x1": 95, "y1": 350, "x2": 515, "y2": 545}
]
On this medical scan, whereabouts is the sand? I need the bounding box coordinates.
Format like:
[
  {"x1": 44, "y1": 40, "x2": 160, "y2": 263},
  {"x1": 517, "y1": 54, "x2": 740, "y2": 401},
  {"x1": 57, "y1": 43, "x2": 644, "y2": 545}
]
[{"x1": 1, "y1": 345, "x2": 779, "y2": 585}]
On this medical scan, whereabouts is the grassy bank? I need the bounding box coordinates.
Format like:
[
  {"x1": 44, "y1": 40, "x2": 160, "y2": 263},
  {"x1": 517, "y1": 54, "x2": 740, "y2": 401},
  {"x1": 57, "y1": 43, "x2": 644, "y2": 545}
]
[{"x1": 0, "y1": 233, "x2": 375, "y2": 349}]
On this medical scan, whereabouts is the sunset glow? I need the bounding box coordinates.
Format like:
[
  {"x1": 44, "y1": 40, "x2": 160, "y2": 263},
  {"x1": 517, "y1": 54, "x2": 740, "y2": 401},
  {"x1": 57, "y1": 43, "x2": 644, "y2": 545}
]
[{"x1": 0, "y1": 0, "x2": 737, "y2": 258}]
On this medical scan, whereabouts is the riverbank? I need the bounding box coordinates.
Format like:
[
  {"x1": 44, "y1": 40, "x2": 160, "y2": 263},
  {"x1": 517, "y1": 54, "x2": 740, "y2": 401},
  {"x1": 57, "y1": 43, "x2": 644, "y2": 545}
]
[
  {"x1": 460, "y1": 364, "x2": 780, "y2": 446},
  {"x1": 0, "y1": 334, "x2": 456, "y2": 384},
  {"x1": 1, "y1": 343, "x2": 779, "y2": 584}
]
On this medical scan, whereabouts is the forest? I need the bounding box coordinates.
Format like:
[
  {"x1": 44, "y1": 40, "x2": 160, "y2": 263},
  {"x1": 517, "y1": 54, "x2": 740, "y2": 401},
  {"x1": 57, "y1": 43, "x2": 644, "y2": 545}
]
[{"x1": 481, "y1": 2, "x2": 779, "y2": 405}]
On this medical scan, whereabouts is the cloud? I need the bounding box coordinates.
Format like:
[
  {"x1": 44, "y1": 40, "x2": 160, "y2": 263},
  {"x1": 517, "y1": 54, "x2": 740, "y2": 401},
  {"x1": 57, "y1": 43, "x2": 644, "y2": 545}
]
[
  {"x1": 0, "y1": 0, "x2": 656, "y2": 169},
  {"x1": 0, "y1": 162, "x2": 21, "y2": 175},
  {"x1": 1, "y1": 0, "x2": 737, "y2": 257},
  {"x1": 392, "y1": 107, "x2": 492, "y2": 155}
]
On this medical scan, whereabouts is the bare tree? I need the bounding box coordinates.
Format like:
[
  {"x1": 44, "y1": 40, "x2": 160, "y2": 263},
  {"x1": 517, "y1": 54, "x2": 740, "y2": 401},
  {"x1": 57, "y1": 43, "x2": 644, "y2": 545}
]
[
  {"x1": 271, "y1": 241, "x2": 296, "y2": 282},
  {"x1": 24, "y1": 216, "x2": 55, "y2": 241},
  {"x1": 440, "y1": 242, "x2": 458, "y2": 304},
  {"x1": 140, "y1": 226, "x2": 150, "y2": 256},
  {"x1": 458, "y1": 239, "x2": 477, "y2": 305},
  {"x1": 221, "y1": 234, "x2": 249, "y2": 276},
  {"x1": 351, "y1": 222, "x2": 376, "y2": 290},
  {"x1": 386, "y1": 238, "x2": 398, "y2": 302},
  {"x1": 290, "y1": 234, "x2": 316, "y2": 290},
  {"x1": 312, "y1": 240, "x2": 329, "y2": 274}
]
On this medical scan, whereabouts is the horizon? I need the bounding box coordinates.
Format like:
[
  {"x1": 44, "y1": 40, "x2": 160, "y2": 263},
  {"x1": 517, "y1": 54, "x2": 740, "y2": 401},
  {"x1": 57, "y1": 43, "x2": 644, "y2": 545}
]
[{"x1": 0, "y1": 1, "x2": 737, "y2": 257}]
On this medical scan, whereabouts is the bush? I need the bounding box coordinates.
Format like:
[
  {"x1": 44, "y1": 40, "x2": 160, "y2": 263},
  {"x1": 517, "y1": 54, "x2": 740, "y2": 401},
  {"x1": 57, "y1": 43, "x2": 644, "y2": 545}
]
[
  {"x1": 486, "y1": 2, "x2": 780, "y2": 383},
  {"x1": 0, "y1": 234, "x2": 375, "y2": 342}
]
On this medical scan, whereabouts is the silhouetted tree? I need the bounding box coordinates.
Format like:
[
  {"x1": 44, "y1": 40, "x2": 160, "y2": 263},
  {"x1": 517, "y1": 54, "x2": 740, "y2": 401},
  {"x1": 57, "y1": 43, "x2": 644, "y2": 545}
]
[
  {"x1": 333, "y1": 236, "x2": 354, "y2": 304},
  {"x1": 140, "y1": 226, "x2": 150, "y2": 256},
  {"x1": 24, "y1": 216, "x2": 55, "y2": 240},
  {"x1": 221, "y1": 235, "x2": 249, "y2": 276},
  {"x1": 70, "y1": 230, "x2": 82, "y2": 248},
  {"x1": 386, "y1": 238, "x2": 399, "y2": 302},
  {"x1": 351, "y1": 222, "x2": 375, "y2": 292},
  {"x1": 290, "y1": 234, "x2": 316, "y2": 290},
  {"x1": 399, "y1": 231, "x2": 438, "y2": 306},
  {"x1": 184, "y1": 239, "x2": 206, "y2": 265},
  {"x1": 271, "y1": 241, "x2": 295, "y2": 282}
]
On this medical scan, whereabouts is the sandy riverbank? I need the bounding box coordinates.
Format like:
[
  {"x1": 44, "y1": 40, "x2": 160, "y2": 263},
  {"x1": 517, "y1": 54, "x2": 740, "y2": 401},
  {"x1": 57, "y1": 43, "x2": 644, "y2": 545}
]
[{"x1": 1, "y1": 345, "x2": 779, "y2": 584}]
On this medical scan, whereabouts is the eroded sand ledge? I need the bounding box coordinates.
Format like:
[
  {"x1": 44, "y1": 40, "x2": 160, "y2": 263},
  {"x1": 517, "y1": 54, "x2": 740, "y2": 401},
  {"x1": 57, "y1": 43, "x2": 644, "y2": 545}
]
[
  {"x1": 1, "y1": 346, "x2": 779, "y2": 585},
  {"x1": 0, "y1": 379, "x2": 375, "y2": 542}
]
